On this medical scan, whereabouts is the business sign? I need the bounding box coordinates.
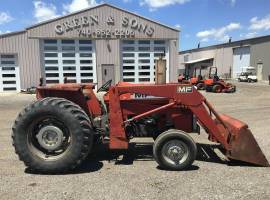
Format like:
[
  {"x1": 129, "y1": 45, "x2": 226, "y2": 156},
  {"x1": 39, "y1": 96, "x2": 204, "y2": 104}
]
[{"x1": 55, "y1": 15, "x2": 155, "y2": 39}]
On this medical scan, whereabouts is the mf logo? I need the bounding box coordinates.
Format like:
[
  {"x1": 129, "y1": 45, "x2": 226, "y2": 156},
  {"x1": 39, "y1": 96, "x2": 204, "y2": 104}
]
[{"x1": 177, "y1": 86, "x2": 193, "y2": 93}]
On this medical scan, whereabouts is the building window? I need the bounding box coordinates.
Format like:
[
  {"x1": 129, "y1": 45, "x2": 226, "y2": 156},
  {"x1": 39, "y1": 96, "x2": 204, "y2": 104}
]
[
  {"x1": 0, "y1": 54, "x2": 17, "y2": 65},
  {"x1": 42, "y1": 39, "x2": 96, "y2": 84},
  {"x1": 0, "y1": 54, "x2": 20, "y2": 92},
  {"x1": 122, "y1": 40, "x2": 169, "y2": 83}
]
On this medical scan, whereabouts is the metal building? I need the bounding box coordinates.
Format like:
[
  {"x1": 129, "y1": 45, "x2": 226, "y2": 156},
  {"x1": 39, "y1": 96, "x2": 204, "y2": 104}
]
[
  {"x1": 0, "y1": 3, "x2": 179, "y2": 92},
  {"x1": 179, "y1": 35, "x2": 270, "y2": 81}
]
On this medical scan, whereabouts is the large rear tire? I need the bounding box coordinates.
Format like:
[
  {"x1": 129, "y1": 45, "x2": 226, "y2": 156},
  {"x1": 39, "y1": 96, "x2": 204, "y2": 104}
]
[
  {"x1": 12, "y1": 97, "x2": 93, "y2": 173},
  {"x1": 153, "y1": 130, "x2": 197, "y2": 170}
]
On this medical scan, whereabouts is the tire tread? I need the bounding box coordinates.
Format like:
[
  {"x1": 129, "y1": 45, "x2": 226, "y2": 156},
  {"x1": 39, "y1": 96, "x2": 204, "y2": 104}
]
[{"x1": 12, "y1": 97, "x2": 93, "y2": 173}]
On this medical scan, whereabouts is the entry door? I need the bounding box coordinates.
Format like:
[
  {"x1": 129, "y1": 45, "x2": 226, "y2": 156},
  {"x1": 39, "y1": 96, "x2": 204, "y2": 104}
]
[
  {"x1": 101, "y1": 64, "x2": 115, "y2": 84},
  {"x1": 257, "y1": 63, "x2": 263, "y2": 81}
]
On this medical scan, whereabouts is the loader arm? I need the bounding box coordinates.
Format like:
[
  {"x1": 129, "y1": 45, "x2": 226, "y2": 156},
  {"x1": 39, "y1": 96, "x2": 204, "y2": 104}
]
[{"x1": 109, "y1": 83, "x2": 269, "y2": 167}]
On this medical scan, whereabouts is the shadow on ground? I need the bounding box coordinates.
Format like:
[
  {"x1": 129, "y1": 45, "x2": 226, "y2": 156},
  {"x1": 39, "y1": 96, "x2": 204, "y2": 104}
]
[{"x1": 25, "y1": 141, "x2": 259, "y2": 175}]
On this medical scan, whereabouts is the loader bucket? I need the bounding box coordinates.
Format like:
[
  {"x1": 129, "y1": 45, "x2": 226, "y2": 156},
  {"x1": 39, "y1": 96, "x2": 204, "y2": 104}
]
[{"x1": 220, "y1": 114, "x2": 269, "y2": 167}]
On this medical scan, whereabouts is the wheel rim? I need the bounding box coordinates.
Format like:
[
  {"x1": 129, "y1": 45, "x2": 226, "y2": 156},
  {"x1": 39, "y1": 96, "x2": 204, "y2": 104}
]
[
  {"x1": 36, "y1": 125, "x2": 64, "y2": 151},
  {"x1": 27, "y1": 116, "x2": 72, "y2": 161},
  {"x1": 161, "y1": 139, "x2": 189, "y2": 166}
]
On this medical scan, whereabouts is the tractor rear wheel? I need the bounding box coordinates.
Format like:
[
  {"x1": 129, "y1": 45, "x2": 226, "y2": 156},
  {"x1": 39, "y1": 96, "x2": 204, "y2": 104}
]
[
  {"x1": 153, "y1": 130, "x2": 197, "y2": 170},
  {"x1": 213, "y1": 84, "x2": 222, "y2": 93},
  {"x1": 12, "y1": 97, "x2": 93, "y2": 173}
]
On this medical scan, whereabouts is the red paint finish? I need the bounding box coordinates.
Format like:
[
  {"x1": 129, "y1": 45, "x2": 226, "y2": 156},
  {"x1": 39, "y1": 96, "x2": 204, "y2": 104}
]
[
  {"x1": 124, "y1": 102, "x2": 176, "y2": 123},
  {"x1": 108, "y1": 87, "x2": 129, "y2": 149},
  {"x1": 36, "y1": 83, "x2": 102, "y2": 117}
]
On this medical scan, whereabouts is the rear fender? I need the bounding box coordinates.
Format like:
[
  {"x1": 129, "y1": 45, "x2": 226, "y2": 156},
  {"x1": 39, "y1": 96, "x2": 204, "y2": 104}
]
[{"x1": 36, "y1": 84, "x2": 102, "y2": 117}]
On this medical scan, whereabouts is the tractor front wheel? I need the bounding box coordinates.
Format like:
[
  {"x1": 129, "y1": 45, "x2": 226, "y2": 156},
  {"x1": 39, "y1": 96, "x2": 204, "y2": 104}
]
[
  {"x1": 153, "y1": 130, "x2": 197, "y2": 170},
  {"x1": 12, "y1": 97, "x2": 93, "y2": 173}
]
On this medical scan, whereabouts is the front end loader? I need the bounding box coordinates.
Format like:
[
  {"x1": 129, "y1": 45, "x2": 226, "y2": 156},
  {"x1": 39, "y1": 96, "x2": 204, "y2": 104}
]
[{"x1": 12, "y1": 81, "x2": 269, "y2": 173}]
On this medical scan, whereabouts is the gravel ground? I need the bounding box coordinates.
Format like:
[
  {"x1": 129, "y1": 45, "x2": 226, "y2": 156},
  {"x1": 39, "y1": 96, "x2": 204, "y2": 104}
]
[{"x1": 0, "y1": 82, "x2": 270, "y2": 200}]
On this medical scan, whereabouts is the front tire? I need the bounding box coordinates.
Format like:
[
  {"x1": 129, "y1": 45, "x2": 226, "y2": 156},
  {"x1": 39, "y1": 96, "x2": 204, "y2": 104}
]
[
  {"x1": 153, "y1": 130, "x2": 197, "y2": 170},
  {"x1": 12, "y1": 97, "x2": 93, "y2": 173}
]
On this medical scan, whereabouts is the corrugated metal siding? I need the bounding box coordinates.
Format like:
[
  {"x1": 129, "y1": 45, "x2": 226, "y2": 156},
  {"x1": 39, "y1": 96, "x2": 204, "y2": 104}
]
[
  {"x1": 27, "y1": 6, "x2": 178, "y2": 39},
  {"x1": 0, "y1": 32, "x2": 41, "y2": 89},
  {"x1": 179, "y1": 47, "x2": 233, "y2": 77},
  {"x1": 250, "y1": 39, "x2": 270, "y2": 80}
]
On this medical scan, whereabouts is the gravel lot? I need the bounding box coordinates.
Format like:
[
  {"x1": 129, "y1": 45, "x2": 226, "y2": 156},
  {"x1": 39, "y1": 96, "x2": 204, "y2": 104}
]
[{"x1": 0, "y1": 82, "x2": 270, "y2": 200}]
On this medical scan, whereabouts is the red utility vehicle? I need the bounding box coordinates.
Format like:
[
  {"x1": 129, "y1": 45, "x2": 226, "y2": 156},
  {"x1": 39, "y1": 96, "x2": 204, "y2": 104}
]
[
  {"x1": 204, "y1": 67, "x2": 236, "y2": 93},
  {"x1": 180, "y1": 67, "x2": 205, "y2": 90},
  {"x1": 190, "y1": 67, "x2": 205, "y2": 90}
]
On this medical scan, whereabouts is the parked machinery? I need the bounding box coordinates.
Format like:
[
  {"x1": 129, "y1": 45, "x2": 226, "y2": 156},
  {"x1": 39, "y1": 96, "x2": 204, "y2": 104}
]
[
  {"x1": 190, "y1": 67, "x2": 205, "y2": 90},
  {"x1": 180, "y1": 67, "x2": 205, "y2": 90},
  {"x1": 238, "y1": 67, "x2": 258, "y2": 83},
  {"x1": 11, "y1": 79, "x2": 269, "y2": 173},
  {"x1": 204, "y1": 67, "x2": 236, "y2": 93}
]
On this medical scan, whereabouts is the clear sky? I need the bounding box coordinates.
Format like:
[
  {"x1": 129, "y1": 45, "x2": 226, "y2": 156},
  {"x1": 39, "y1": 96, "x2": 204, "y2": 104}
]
[{"x1": 0, "y1": 0, "x2": 270, "y2": 50}]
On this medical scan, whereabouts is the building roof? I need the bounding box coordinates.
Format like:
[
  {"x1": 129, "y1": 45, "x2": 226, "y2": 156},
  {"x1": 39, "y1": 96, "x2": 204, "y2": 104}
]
[
  {"x1": 179, "y1": 34, "x2": 270, "y2": 54},
  {"x1": 26, "y1": 3, "x2": 180, "y2": 32},
  {"x1": 183, "y1": 57, "x2": 213, "y2": 64},
  {"x1": 0, "y1": 30, "x2": 26, "y2": 39}
]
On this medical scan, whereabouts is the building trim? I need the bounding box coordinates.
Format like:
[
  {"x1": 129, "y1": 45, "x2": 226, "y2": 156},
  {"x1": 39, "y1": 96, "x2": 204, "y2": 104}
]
[
  {"x1": 0, "y1": 30, "x2": 26, "y2": 39},
  {"x1": 183, "y1": 57, "x2": 213, "y2": 64},
  {"x1": 179, "y1": 35, "x2": 270, "y2": 54}
]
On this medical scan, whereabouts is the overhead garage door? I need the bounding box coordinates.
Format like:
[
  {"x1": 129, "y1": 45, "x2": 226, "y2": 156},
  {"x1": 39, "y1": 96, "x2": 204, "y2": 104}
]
[
  {"x1": 121, "y1": 40, "x2": 169, "y2": 83},
  {"x1": 233, "y1": 46, "x2": 250, "y2": 78},
  {"x1": 0, "y1": 54, "x2": 20, "y2": 92},
  {"x1": 42, "y1": 39, "x2": 96, "y2": 84}
]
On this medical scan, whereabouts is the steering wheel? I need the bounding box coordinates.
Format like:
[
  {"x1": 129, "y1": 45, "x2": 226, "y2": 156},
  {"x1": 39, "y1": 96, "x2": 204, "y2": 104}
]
[{"x1": 97, "y1": 80, "x2": 112, "y2": 93}]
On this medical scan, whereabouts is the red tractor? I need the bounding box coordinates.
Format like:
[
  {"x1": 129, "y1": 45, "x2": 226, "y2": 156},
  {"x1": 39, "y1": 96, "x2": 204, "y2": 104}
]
[
  {"x1": 12, "y1": 80, "x2": 268, "y2": 173},
  {"x1": 180, "y1": 67, "x2": 205, "y2": 90},
  {"x1": 204, "y1": 67, "x2": 236, "y2": 93}
]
